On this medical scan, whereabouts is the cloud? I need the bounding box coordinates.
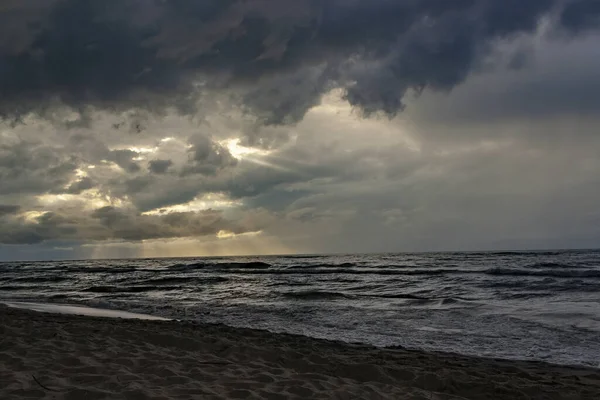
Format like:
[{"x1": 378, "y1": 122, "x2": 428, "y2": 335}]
[
  {"x1": 402, "y1": 33, "x2": 600, "y2": 133},
  {"x1": 0, "y1": 205, "x2": 271, "y2": 245},
  {"x1": 0, "y1": 204, "x2": 20, "y2": 217},
  {"x1": 1, "y1": 1, "x2": 600, "y2": 258},
  {"x1": 63, "y1": 177, "x2": 95, "y2": 194},
  {"x1": 0, "y1": 0, "x2": 597, "y2": 126},
  {"x1": 560, "y1": 0, "x2": 600, "y2": 33},
  {"x1": 182, "y1": 133, "x2": 238, "y2": 176},
  {"x1": 110, "y1": 150, "x2": 142, "y2": 173},
  {"x1": 148, "y1": 159, "x2": 173, "y2": 174},
  {"x1": 0, "y1": 138, "x2": 78, "y2": 195}
]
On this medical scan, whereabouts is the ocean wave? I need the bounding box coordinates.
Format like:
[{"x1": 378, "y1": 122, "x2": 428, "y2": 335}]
[
  {"x1": 167, "y1": 262, "x2": 203, "y2": 270},
  {"x1": 471, "y1": 251, "x2": 567, "y2": 256},
  {"x1": 10, "y1": 264, "x2": 599, "y2": 281},
  {"x1": 64, "y1": 267, "x2": 138, "y2": 274},
  {"x1": 525, "y1": 262, "x2": 579, "y2": 269},
  {"x1": 485, "y1": 268, "x2": 600, "y2": 278},
  {"x1": 216, "y1": 262, "x2": 272, "y2": 269},
  {"x1": 286, "y1": 262, "x2": 357, "y2": 269},
  {"x1": 365, "y1": 294, "x2": 472, "y2": 307},
  {"x1": 491, "y1": 251, "x2": 529, "y2": 255},
  {"x1": 0, "y1": 262, "x2": 37, "y2": 270},
  {"x1": 280, "y1": 290, "x2": 353, "y2": 300},
  {"x1": 135, "y1": 276, "x2": 228, "y2": 285},
  {"x1": 0, "y1": 286, "x2": 35, "y2": 291},
  {"x1": 499, "y1": 292, "x2": 555, "y2": 299},
  {"x1": 367, "y1": 293, "x2": 429, "y2": 300},
  {"x1": 217, "y1": 266, "x2": 600, "y2": 279},
  {"x1": 168, "y1": 261, "x2": 271, "y2": 270},
  {"x1": 277, "y1": 290, "x2": 473, "y2": 306},
  {"x1": 482, "y1": 278, "x2": 600, "y2": 295},
  {"x1": 208, "y1": 268, "x2": 471, "y2": 276},
  {"x1": 267, "y1": 281, "x2": 313, "y2": 287},
  {"x1": 81, "y1": 285, "x2": 182, "y2": 293},
  {"x1": 5, "y1": 276, "x2": 70, "y2": 283},
  {"x1": 280, "y1": 255, "x2": 325, "y2": 259},
  {"x1": 439, "y1": 297, "x2": 466, "y2": 305}
]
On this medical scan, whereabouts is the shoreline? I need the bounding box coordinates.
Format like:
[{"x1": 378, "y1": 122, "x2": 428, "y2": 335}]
[
  {"x1": 2, "y1": 305, "x2": 600, "y2": 399},
  {"x1": 3, "y1": 300, "x2": 599, "y2": 370},
  {"x1": 5, "y1": 299, "x2": 600, "y2": 370}
]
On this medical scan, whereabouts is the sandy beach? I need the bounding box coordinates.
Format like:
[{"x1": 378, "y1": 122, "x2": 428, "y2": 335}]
[{"x1": 1, "y1": 305, "x2": 599, "y2": 400}]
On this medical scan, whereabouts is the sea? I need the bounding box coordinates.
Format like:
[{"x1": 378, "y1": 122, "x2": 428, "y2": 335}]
[{"x1": 1, "y1": 250, "x2": 600, "y2": 368}]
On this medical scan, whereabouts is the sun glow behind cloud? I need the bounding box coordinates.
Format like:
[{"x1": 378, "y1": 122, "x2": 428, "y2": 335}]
[
  {"x1": 216, "y1": 230, "x2": 263, "y2": 239},
  {"x1": 82, "y1": 233, "x2": 294, "y2": 259},
  {"x1": 220, "y1": 137, "x2": 296, "y2": 172},
  {"x1": 36, "y1": 190, "x2": 123, "y2": 210},
  {"x1": 222, "y1": 138, "x2": 271, "y2": 160},
  {"x1": 142, "y1": 193, "x2": 241, "y2": 215}
]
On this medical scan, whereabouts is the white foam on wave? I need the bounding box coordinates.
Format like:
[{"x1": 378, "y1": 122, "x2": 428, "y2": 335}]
[{"x1": 3, "y1": 301, "x2": 170, "y2": 321}]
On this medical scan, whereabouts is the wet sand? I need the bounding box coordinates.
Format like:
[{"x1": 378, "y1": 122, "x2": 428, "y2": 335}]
[{"x1": 1, "y1": 304, "x2": 599, "y2": 399}]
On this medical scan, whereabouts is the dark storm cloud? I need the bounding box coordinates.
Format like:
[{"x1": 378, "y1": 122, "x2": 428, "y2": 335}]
[
  {"x1": 560, "y1": 0, "x2": 600, "y2": 33},
  {"x1": 398, "y1": 27, "x2": 600, "y2": 131},
  {"x1": 0, "y1": 0, "x2": 596, "y2": 125}
]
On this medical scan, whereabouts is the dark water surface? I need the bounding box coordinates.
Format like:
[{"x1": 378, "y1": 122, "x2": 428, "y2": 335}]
[{"x1": 2, "y1": 250, "x2": 600, "y2": 367}]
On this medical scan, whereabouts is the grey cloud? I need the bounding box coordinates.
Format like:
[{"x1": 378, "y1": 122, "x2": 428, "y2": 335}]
[
  {"x1": 182, "y1": 134, "x2": 237, "y2": 176},
  {"x1": 2, "y1": 0, "x2": 600, "y2": 256},
  {"x1": 0, "y1": 0, "x2": 596, "y2": 126},
  {"x1": 123, "y1": 176, "x2": 154, "y2": 195},
  {"x1": 560, "y1": 0, "x2": 600, "y2": 33},
  {"x1": 0, "y1": 204, "x2": 20, "y2": 217},
  {"x1": 128, "y1": 180, "x2": 205, "y2": 213},
  {"x1": 0, "y1": 0, "x2": 59, "y2": 54},
  {"x1": 1, "y1": 100, "x2": 600, "y2": 252},
  {"x1": 110, "y1": 149, "x2": 141, "y2": 173},
  {"x1": 148, "y1": 159, "x2": 173, "y2": 174},
  {"x1": 402, "y1": 33, "x2": 600, "y2": 132},
  {"x1": 241, "y1": 65, "x2": 337, "y2": 126},
  {"x1": 64, "y1": 177, "x2": 95, "y2": 194},
  {"x1": 275, "y1": 139, "x2": 600, "y2": 253},
  {"x1": 0, "y1": 139, "x2": 77, "y2": 195},
  {"x1": 113, "y1": 149, "x2": 324, "y2": 214},
  {"x1": 0, "y1": 205, "x2": 270, "y2": 245}
]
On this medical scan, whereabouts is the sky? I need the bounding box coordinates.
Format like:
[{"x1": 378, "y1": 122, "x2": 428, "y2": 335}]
[{"x1": 1, "y1": 0, "x2": 600, "y2": 260}]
